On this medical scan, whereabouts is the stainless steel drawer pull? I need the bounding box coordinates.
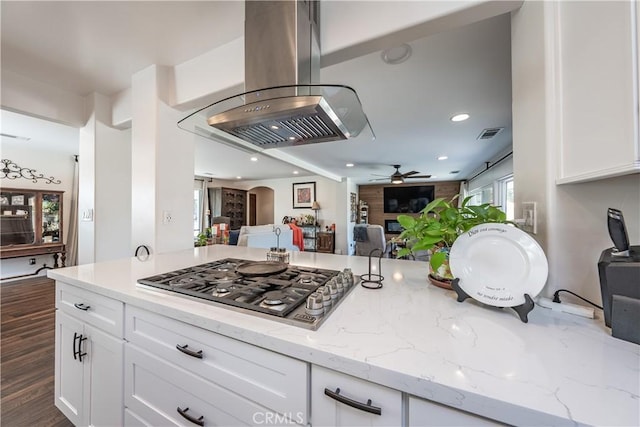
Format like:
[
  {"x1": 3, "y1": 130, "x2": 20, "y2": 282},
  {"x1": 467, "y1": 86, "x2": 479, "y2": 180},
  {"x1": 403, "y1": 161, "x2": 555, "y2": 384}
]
[
  {"x1": 324, "y1": 387, "x2": 382, "y2": 415},
  {"x1": 73, "y1": 303, "x2": 90, "y2": 311},
  {"x1": 176, "y1": 344, "x2": 203, "y2": 359},
  {"x1": 177, "y1": 407, "x2": 204, "y2": 426}
]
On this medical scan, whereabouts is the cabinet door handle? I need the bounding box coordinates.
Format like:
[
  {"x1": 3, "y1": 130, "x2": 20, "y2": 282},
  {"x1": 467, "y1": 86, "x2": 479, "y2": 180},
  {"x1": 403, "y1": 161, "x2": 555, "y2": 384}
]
[
  {"x1": 176, "y1": 344, "x2": 203, "y2": 359},
  {"x1": 177, "y1": 407, "x2": 204, "y2": 426},
  {"x1": 73, "y1": 332, "x2": 79, "y2": 360},
  {"x1": 77, "y1": 335, "x2": 87, "y2": 362},
  {"x1": 324, "y1": 387, "x2": 382, "y2": 415},
  {"x1": 74, "y1": 303, "x2": 90, "y2": 311}
]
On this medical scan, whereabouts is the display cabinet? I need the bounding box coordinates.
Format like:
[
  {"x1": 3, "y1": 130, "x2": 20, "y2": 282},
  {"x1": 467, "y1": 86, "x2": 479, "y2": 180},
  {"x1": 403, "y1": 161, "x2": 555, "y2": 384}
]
[
  {"x1": 208, "y1": 187, "x2": 247, "y2": 230},
  {"x1": 317, "y1": 231, "x2": 335, "y2": 253},
  {"x1": 0, "y1": 188, "x2": 65, "y2": 265},
  {"x1": 358, "y1": 201, "x2": 368, "y2": 224},
  {"x1": 300, "y1": 225, "x2": 317, "y2": 251}
]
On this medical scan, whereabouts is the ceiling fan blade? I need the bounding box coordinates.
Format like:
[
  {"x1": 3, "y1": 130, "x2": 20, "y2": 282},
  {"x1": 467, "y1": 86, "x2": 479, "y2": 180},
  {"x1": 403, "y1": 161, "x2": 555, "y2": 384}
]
[
  {"x1": 369, "y1": 177, "x2": 389, "y2": 181},
  {"x1": 401, "y1": 171, "x2": 420, "y2": 177},
  {"x1": 405, "y1": 174, "x2": 432, "y2": 178}
]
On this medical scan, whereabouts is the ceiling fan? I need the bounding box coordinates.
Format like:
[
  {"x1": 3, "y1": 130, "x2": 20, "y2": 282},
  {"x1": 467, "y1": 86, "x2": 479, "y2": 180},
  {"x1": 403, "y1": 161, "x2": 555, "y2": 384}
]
[{"x1": 370, "y1": 165, "x2": 432, "y2": 184}]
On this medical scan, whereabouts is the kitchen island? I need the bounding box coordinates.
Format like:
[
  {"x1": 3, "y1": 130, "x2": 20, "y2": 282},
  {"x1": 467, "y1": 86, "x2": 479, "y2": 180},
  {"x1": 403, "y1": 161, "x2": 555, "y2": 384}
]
[{"x1": 49, "y1": 246, "x2": 639, "y2": 426}]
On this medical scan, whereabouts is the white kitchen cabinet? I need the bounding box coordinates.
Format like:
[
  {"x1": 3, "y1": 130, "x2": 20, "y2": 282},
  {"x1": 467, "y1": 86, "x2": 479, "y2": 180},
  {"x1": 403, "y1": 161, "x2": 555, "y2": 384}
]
[
  {"x1": 54, "y1": 283, "x2": 124, "y2": 427},
  {"x1": 408, "y1": 396, "x2": 504, "y2": 426},
  {"x1": 311, "y1": 365, "x2": 402, "y2": 427},
  {"x1": 554, "y1": 1, "x2": 640, "y2": 184},
  {"x1": 125, "y1": 306, "x2": 308, "y2": 425}
]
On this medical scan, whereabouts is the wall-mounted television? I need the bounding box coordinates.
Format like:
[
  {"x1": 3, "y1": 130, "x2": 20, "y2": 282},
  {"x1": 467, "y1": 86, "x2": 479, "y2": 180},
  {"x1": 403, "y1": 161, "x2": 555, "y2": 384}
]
[{"x1": 383, "y1": 185, "x2": 435, "y2": 213}]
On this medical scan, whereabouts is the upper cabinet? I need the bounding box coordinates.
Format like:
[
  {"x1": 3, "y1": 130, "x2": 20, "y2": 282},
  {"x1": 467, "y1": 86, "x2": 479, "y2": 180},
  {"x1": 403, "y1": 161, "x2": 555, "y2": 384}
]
[
  {"x1": 0, "y1": 188, "x2": 65, "y2": 261},
  {"x1": 554, "y1": 1, "x2": 640, "y2": 184}
]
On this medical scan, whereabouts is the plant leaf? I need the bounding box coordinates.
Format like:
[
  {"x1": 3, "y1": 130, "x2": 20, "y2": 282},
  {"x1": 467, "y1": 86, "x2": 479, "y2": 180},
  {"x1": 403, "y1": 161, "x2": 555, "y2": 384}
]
[{"x1": 430, "y1": 251, "x2": 447, "y2": 271}]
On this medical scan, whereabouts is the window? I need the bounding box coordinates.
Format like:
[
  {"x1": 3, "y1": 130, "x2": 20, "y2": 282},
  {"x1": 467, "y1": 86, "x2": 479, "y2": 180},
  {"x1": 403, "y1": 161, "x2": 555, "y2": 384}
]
[
  {"x1": 497, "y1": 174, "x2": 514, "y2": 220},
  {"x1": 194, "y1": 189, "x2": 201, "y2": 237},
  {"x1": 467, "y1": 184, "x2": 493, "y2": 205},
  {"x1": 467, "y1": 173, "x2": 514, "y2": 220}
]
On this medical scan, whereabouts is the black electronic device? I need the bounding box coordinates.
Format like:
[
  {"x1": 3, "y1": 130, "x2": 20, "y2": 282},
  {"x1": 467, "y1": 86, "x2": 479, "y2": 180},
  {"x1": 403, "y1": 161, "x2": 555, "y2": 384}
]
[
  {"x1": 598, "y1": 208, "x2": 640, "y2": 344},
  {"x1": 607, "y1": 208, "x2": 630, "y2": 255}
]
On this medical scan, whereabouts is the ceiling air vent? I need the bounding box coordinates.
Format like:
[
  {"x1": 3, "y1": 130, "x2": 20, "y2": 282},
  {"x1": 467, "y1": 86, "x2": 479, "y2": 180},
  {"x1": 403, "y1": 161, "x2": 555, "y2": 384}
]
[{"x1": 477, "y1": 127, "x2": 503, "y2": 140}]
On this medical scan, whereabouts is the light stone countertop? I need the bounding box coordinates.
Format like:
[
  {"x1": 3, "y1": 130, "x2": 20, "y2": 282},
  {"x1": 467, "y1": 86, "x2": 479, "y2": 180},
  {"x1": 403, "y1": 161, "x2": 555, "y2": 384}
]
[{"x1": 48, "y1": 245, "x2": 640, "y2": 426}]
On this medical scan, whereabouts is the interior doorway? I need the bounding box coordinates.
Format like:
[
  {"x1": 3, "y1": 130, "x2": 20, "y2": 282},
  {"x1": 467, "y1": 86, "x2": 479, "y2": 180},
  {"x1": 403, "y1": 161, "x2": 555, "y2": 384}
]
[
  {"x1": 248, "y1": 186, "x2": 274, "y2": 225},
  {"x1": 249, "y1": 193, "x2": 256, "y2": 226}
]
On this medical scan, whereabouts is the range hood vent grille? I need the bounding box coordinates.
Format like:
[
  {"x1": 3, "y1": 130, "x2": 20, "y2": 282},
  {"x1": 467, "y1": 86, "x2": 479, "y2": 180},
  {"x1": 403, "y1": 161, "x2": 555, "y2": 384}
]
[{"x1": 228, "y1": 114, "x2": 343, "y2": 148}]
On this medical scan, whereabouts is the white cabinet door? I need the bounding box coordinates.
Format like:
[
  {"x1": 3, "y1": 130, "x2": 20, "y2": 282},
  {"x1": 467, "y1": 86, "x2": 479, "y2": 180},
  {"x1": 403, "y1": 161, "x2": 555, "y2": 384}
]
[
  {"x1": 55, "y1": 311, "x2": 125, "y2": 427},
  {"x1": 311, "y1": 365, "x2": 402, "y2": 427},
  {"x1": 408, "y1": 396, "x2": 505, "y2": 426},
  {"x1": 55, "y1": 310, "x2": 85, "y2": 426},
  {"x1": 554, "y1": 1, "x2": 640, "y2": 183},
  {"x1": 86, "y1": 324, "x2": 124, "y2": 427}
]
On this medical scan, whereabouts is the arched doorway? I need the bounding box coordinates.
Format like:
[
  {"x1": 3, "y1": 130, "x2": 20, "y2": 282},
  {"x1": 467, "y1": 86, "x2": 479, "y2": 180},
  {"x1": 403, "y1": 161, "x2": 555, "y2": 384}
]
[{"x1": 247, "y1": 186, "x2": 275, "y2": 225}]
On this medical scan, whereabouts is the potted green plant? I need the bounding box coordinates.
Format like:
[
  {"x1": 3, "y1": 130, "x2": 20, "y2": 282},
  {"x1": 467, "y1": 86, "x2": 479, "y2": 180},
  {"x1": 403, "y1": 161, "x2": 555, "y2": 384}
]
[
  {"x1": 195, "y1": 232, "x2": 208, "y2": 247},
  {"x1": 396, "y1": 195, "x2": 510, "y2": 288}
]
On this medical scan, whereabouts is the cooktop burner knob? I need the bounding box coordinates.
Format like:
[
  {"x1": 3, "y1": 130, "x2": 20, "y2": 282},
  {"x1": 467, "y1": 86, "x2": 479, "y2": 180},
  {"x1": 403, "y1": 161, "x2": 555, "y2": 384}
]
[
  {"x1": 342, "y1": 269, "x2": 354, "y2": 287},
  {"x1": 334, "y1": 276, "x2": 344, "y2": 295},
  {"x1": 327, "y1": 281, "x2": 339, "y2": 300},
  {"x1": 317, "y1": 286, "x2": 332, "y2": 307},
  {"x1": 305, "y1": 293, "x2": 324, "y2": 316}
]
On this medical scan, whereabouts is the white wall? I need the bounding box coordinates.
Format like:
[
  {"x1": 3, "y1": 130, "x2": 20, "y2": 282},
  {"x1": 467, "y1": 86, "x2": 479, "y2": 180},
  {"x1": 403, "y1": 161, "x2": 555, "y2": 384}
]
[
  {"x1": 95, "y1": 123, "x2": 131, "y2": 262},
  {"x1": 0, "y1": 145, "x2": 76, "y2": 280},
  {"x1": 511, "y1": 1, "x2": 640, "y2": 306},
  {"x1": 1, "y1": 70, "x2": 86, "y2": 127}
]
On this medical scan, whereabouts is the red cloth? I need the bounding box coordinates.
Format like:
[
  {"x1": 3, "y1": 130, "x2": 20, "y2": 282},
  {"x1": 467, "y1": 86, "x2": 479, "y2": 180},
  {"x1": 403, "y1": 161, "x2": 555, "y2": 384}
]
[{"x1": 288, "y1": 223, "x2": 304, "y2": 251}]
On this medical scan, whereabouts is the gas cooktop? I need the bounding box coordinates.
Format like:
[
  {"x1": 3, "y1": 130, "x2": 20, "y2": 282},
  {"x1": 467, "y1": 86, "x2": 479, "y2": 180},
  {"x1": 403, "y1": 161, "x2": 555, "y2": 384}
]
[{"x1": 137, "y1": 258, "x2": 358, "y2": 330}]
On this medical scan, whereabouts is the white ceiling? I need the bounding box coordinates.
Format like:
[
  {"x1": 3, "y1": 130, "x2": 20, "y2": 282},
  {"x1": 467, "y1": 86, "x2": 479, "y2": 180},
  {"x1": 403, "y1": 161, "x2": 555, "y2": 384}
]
[{"x1": 1, "y1": 1, "x2": 513, "y2": 185}]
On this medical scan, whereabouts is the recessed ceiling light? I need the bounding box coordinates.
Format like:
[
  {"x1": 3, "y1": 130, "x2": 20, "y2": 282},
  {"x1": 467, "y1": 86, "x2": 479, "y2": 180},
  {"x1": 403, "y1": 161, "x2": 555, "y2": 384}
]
[
  {"x1": 451, "y1": 113, "x2": 470, "y2": 122},
  {"x1": 293, "y1": 170, "x2": 299, "y2": 175},
  {"x1": 236, "y1": 176, "x2": 242, "y2": 179},
  {"x1": 250, "y1": 156, "x2": 258, "y2": 162},
  {"x1": 270, "y1": 125, "x2": 279, "y2": 130},
  {"x1": 346, "y1": 163, "x2": 354, "y2": 167},
  {"x1": 438, "y1": 156, "x2": 448, "y2": 161},
  {"x1": 288, "y1": 137, "x2": 296, "y2": 141},
  {"x1": 381, "y1": 44, "x2": 412, "y2": 65}
]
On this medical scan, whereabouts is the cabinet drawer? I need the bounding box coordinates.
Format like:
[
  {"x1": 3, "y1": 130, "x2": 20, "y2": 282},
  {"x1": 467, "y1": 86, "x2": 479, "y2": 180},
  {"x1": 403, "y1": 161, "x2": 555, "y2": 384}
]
[
  {"x1": 125, "y1": 345, "x2": 286, "y2": 426},
  {"x1": 311, "y1": 365, "x2": 402, "y2": 426},
  {"x1": 56, "y1": 282, "x2": 123, "y2": 337},
  {"x1": 125, "y1": 306, "x2": 307, "y2": 423},
  {"x1": 409, "y1": 396, "x2": 505, "y2": 426}
]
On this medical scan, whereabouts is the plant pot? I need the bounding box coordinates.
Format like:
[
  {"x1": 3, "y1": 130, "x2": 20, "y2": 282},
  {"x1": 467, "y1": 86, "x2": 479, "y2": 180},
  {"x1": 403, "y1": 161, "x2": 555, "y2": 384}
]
[
  {"x1": 428, "y1": 246, "x2": 453, "y2": 290},
  {"x1": 428, "y1": 274, "x2": 453, "y2": 290}
]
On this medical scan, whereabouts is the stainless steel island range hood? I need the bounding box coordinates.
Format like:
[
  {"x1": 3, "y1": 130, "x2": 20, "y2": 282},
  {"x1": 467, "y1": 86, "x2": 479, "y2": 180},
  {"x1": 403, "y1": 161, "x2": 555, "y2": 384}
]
[{"x1": 178, "y1": 0, "x2": 373, "y2": 149}]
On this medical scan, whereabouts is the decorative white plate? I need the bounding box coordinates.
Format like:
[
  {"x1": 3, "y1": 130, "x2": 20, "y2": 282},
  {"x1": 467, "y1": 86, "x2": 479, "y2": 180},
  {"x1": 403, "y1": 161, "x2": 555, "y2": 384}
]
[{"x1": 449, "y1": 223, "x2": 548, "y2": 307}]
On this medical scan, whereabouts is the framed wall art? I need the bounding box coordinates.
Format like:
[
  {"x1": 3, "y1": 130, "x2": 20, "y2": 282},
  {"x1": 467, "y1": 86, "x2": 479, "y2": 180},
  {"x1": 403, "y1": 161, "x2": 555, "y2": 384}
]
[
  {"x1": 350, "y1": 192, "x2": 357, "y2": 223},
  {"x1": 292, "y1": 182, "x2": 316, "y2": 209}
]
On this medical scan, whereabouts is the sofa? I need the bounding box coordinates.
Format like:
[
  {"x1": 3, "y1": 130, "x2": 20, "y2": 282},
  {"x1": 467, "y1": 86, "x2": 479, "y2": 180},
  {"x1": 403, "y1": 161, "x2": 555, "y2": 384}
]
[{"x1": 236, "y1": 224, "x2": 299, "y2": 250}]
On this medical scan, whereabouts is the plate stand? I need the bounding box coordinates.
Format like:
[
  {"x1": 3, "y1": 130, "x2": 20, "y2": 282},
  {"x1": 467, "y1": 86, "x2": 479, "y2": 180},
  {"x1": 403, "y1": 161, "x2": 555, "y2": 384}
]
[{"x1": 451, "y1": 278, "x2": 535, "y2": 323}]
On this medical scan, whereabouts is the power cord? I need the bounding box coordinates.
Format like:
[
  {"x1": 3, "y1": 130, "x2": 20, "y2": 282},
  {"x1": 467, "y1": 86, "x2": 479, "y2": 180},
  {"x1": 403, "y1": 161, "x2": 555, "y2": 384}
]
[{"x1": 552, "y1": 289, "x2": 603, "y2": 310}]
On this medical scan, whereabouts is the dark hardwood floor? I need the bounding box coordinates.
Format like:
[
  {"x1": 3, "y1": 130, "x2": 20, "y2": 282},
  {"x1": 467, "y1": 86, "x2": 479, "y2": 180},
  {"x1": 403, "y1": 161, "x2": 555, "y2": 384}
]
[{"x1": 1, "y1": 276, "x2": 73, "y2": 427}]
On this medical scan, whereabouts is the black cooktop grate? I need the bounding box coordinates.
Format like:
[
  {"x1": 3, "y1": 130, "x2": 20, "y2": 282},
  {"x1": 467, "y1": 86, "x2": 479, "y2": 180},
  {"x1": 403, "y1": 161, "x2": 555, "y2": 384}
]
[{"x1": 137, "y1": 258, "x2": 340, "y2": 318}]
